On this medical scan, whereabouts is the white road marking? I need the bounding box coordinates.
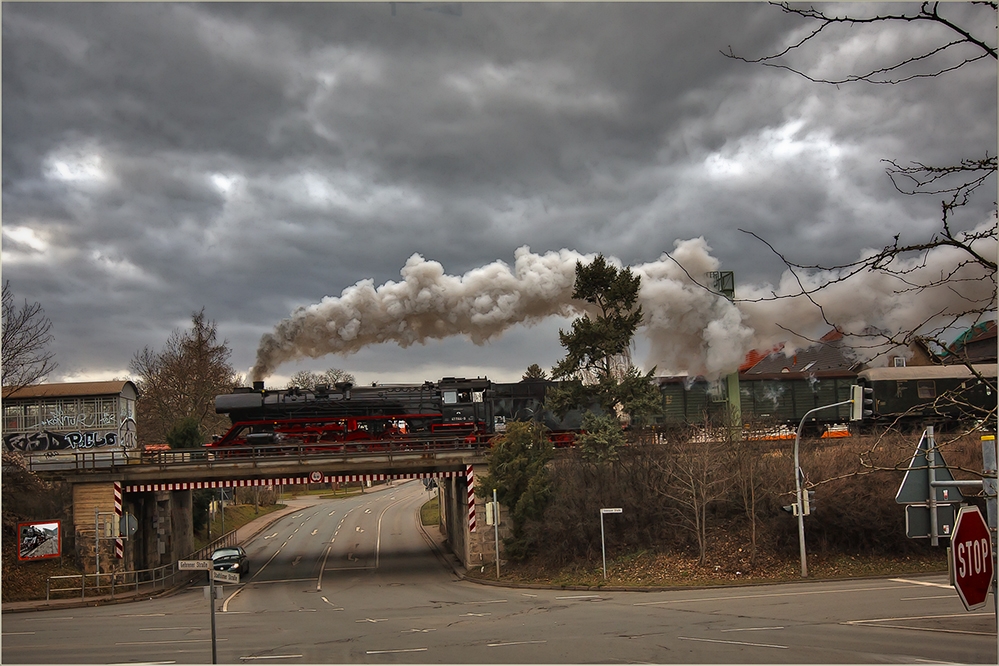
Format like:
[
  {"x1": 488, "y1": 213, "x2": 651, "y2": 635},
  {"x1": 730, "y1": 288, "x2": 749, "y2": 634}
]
[
  {"x1": 402, "y1": 628, "x2": 437, "y2": 633},
  {"x1": 320, "y1": 596, "x2": 344, "y2": 610},
  {"x1": 678, "y1": 636, "x2": 788, "y2": 649},
  {"x1": 488, "y1": 640, "x2": 547, "y2": 647},
  {"x1": 634, "y1": 583, "x2": 910, "y2": 606},
  {"x1": 461, "y1": 612, "x2": 491, "y2": 617},
  {"x1": 139, "y1": 627, "x2": 202, "y2": 632},
  {"x1": 720, "y1": 626, "x2": 784, "y2": 632},
  {"x1": 264, "y1": 533, "x2": 278, "y2": 539},
  {"x1": 328, "y1": 510, "x2": 336, "y2": 516},
  {"x1": 556, "y1": 595, "x2": 602, "y2": 600},
  {"x1": 115, "y1": 639, "x2": 227, "y2": 646},
  {"x1": 355, "y1": 526, "x2": 363, "y2": 532},
  {"x1": 843, "y1": 612, "x2": 996, "y2": 636},
  {"x1": 311, "y1": 529, "x2": 318, "y2": 536},
  {"x1": 366, "y1": 648, "x2": 427, "y2": 654},
  {"x1": 356, "y1": 618, "x2": 388, "y2": 623},
  {"x1": 292, "y1": 556, "x2": 302, "y2": 566},
  {"x1": 521, "y1": 593, "x2": 538, "y2": 598},
  {"x1": 900, "y1": 595, "x2": 957, "y2": 601},
  {"x1": 890, "y1": 578, "x2": 953, "y2": 589},
  {"x1": 470, "y1": 599, "x2": 508, "y2": 604},
  {"x1": 239, "y1": 655, "x2": 303, "y2": 661},
  {"x1": 2, "y1": 632, "x2": 36, "y2": 636},
  {"x1": 317, "y1": 546, "x2": 332, "y2": 591}
]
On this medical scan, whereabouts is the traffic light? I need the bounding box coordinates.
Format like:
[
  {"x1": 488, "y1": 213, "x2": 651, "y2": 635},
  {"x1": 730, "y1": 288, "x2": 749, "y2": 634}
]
[
  {"x1": 850, "y1": 385, "x2": 874, "y2": 421},
  {"x1": 783, "y1": 491, "x2": 817, "y2": 516},
  {"x1": 804, "y1": 490, "x2": 816, "y2": 515}
]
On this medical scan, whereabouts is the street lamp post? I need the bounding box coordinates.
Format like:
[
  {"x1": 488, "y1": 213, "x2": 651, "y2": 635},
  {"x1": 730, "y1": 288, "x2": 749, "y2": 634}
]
[{"x1": 794, "y1": 399, "x2": 852, "y2": 577}]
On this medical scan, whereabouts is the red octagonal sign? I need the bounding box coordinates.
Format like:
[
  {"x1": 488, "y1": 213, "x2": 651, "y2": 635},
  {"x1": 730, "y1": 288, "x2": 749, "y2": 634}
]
[{"x1": 950, "y1": 506, "x2": 994, "y2": 611}]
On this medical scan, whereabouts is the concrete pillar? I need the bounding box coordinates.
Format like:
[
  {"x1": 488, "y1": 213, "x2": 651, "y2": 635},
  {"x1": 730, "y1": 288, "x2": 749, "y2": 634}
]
[{"x1": 171, "y1": 489, "x2": 194, "y2": 559}]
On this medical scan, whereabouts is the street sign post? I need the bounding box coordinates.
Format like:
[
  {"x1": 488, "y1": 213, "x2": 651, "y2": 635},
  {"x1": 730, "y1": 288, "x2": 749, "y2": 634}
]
[
  {"x1": 600, "y1": 508, "x2": 623, "y2": 580},
  {"x1": 178, "y1": 559, "x2": 212, "y2": 570},
  {"x1": 904, "y1": 504, "x2": 956, "y2": 540},
  {"x1": 212, "y1": 570, "x2": 240, "y2": 584},
  {"x1": 950, "y1": 506, "x2": 994, "y2": 612}
]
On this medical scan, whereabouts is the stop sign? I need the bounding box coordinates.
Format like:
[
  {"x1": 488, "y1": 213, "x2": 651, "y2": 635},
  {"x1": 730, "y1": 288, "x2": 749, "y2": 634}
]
[{"x1": 950, "y1": 506, "x2": 994, "y2": 611}]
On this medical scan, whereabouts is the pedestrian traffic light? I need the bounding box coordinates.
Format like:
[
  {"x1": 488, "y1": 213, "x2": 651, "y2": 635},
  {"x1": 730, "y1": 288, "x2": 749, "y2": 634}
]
[{"x1": 850, "y1": 385, "x2": 874, "y2": 421}]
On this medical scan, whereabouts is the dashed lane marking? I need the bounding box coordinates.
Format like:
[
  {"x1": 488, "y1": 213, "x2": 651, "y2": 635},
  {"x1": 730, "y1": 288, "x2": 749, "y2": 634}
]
[
  {"x1": 678, "y1": 636, "x2": 788, "y2": 649},
  {"x1": 366, "y1": 648, "x2": 427, "y2": 655}
]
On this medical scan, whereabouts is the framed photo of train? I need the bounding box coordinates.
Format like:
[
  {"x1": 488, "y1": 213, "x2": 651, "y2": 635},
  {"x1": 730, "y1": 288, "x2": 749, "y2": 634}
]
[{"x1": 17, "y1": 520, "x2": 62, "y2": 561}]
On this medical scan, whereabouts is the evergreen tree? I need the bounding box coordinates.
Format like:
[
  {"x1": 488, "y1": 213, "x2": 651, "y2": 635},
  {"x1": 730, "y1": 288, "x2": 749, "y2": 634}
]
[
  {"x1": 522, "y1": 363, "x2": 548, "y2": 381},
  {"x1": 477, "y1": 421, "x2": 554, "y2": 560},
  {"x1": 165, "y1": 417, "x2": 203, "y2": 449},
  {"x1": 548, "y1": 255, "x2": 660, "y2": 423}
]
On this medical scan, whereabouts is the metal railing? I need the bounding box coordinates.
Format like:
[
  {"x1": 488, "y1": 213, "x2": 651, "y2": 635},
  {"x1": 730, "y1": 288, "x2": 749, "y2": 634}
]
[
  {"x1": 27, "y1": 435, "x2": 490, "y2": 473},
  {"x1": 45, "y1": 528, "x2": 241, "y2": 601}
]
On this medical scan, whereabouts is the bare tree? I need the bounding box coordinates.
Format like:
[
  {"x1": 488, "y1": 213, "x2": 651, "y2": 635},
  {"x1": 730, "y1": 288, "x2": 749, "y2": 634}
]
[
  {"x1": 1, "y1": 281, "x2": 57, "y2": 396},
  {"x1": 652, "y1": 429, "x2": 736, "y2": 566},
  {"x1": 129, "y1": 309, "x2": 241, "y2": 445},
  {"x1": 723, "y1": 2, "x2": 996, "y2": 383},
  {"x1": 286, "y1": 368, "x2": 355, "y2": 390},
  {"x1": 724, "y1": 2, "x2": 996, "y2": 85}
]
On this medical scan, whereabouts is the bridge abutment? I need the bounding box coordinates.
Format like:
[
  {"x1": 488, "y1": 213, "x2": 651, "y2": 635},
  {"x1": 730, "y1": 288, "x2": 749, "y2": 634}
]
[{"x1": 71, "y1": 483, "x2": 193, "y2": 573}]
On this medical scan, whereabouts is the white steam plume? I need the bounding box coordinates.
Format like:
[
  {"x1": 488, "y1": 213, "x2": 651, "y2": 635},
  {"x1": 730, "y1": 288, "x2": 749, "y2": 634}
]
[{"x1": 251, "y1": 225, "x2": 996, "y2": 382}]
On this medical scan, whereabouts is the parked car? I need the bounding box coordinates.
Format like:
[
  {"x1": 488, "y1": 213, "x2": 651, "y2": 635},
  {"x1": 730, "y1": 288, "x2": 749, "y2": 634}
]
[{"x1": 211, "y1": 546, "x2": 249, "y2": 578}]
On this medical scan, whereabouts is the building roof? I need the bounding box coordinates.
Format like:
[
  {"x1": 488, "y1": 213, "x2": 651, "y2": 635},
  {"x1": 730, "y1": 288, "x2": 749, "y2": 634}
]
[
  {"x1": 942, "y1": 320, "x2": 997, "y2": 364},
  {"x1": 742, "y1": 330, "x2": 860, "y2": 378},
  {"x1": 2, "y1": 380, "x2": 138, "y2": 401}
]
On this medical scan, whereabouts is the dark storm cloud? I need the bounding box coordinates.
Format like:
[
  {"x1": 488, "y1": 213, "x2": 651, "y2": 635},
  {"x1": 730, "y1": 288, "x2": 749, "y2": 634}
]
[{"x1": 2, "y1": 2, "x2": 994, "y2": 384}]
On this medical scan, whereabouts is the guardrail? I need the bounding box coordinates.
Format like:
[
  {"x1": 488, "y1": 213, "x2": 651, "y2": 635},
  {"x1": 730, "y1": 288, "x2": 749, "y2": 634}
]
[
  {"x1": 26, "y1": 436, "x2": 491, "y2": 473},
  {"x1": 45, "y1": 528, "x2": 242, "y2": 601}
]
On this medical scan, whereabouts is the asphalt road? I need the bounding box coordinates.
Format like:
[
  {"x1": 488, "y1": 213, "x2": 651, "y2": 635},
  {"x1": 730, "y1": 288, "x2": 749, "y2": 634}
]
[{"x1": 2, "y1": 481, "x2": 996, "y2": 664}]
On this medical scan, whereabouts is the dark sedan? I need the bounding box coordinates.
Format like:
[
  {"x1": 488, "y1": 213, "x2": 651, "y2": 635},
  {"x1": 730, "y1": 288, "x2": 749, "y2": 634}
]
[{"x1": 211, "y1": 546, "x2": 249, "y2": 578}]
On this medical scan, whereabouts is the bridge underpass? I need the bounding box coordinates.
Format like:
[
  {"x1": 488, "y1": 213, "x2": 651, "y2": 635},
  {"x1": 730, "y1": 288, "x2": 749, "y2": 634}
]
[{"x1": 28, "y1": 443, "x2": 494, "y2": 577}]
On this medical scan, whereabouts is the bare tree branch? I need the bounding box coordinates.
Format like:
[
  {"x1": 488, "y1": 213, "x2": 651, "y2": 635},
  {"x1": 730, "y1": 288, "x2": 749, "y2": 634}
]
[{"x1": 1, "y1": 281, "x2": 57, "y2": 396}]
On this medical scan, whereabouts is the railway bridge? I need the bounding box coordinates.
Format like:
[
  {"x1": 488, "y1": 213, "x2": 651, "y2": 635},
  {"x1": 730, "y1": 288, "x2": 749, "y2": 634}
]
[{"x1": 24, "y1": 441, "x2": 491, "y2": 575}]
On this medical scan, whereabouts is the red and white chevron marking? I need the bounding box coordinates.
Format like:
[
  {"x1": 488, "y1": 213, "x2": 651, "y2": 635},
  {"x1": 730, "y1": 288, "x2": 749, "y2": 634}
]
[
  {"x1": 113, "y1": 481, "x2": 124, "y2": 559},
  {"x1": 123, "y1": 471, "x2": 461, "y2": 493},
  {"x1": 466, "y1": 464, "x2": 476, "y2": 533}
]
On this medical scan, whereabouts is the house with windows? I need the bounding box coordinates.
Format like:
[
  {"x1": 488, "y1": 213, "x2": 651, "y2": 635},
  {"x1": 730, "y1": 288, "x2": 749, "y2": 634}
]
[{"x1": 2, "y1": 380, "x2": 138, "y2": 453}]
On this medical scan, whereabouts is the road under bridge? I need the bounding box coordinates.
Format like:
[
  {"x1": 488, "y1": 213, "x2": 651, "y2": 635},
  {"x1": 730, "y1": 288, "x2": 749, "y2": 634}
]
[{"x1": 24, "y1": 440, "x2": 494, "y2": 576}]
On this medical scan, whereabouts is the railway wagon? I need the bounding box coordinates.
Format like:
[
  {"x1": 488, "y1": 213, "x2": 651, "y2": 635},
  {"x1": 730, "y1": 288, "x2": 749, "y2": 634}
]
[
  {"x1": 653, "y1": 375, "x2": 855, "y2": 430},
  {"x1": 856, "y1": 364, "x2": 996, "y2": 428}
]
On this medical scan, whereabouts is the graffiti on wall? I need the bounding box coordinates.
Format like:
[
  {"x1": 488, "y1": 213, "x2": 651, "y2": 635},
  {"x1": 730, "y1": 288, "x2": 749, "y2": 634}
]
[
  {"x1": 39, "y1": 406, "x2": 117, "y2": 430},
  {"x1": 4, "y1": 430, "x2": 118, "y2": 452}
]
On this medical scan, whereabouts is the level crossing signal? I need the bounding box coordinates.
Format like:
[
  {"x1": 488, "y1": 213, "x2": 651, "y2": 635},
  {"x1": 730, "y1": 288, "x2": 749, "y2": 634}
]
[{"x1": 850, "y1": 385, "x2": 874, "y2": 421}]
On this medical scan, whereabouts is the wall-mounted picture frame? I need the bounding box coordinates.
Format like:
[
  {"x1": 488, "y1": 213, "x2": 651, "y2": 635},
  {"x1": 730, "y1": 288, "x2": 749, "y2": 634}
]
[{"x1": 17, "y1": 520, "x2": 62, "y2": 561}]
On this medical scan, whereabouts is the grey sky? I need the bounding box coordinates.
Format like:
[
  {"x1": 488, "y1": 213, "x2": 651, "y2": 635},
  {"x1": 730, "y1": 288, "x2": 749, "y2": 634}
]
[{"x1": 3, "y1": 2, "x2": 995, "y2": 387}]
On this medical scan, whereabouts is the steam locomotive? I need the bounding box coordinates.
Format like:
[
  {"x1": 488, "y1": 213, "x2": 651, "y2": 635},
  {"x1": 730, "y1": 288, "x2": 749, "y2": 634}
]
[
  {"x1": 205, "y1": 363, "x2": 995, "y2": 454},
  {"x1": 206, "y1": 377, "x2": 586, "y2": 454}
]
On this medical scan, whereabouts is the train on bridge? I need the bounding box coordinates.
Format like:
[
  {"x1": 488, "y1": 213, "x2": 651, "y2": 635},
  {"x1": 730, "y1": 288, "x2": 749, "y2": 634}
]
[{"x1": 206, "y1": 363, "x2": 996, "y2": 455}]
